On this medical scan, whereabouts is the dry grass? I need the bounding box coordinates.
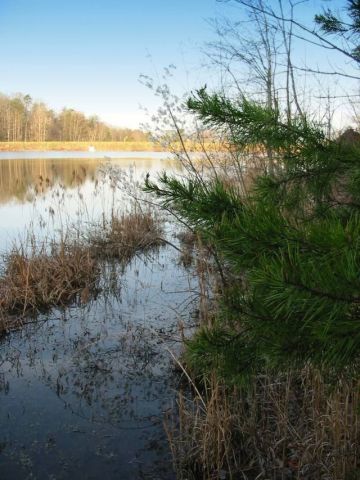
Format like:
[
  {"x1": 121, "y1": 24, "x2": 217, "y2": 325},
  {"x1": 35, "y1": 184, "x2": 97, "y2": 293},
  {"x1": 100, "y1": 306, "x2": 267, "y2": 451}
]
[
  {"x1": 89, "y1": 211, "x2": 164, "y2": 262},
  {"x1": 0, "y1": 211, "x2": 165, "y2": 334},
  {"x1": 165, "y1": 368, "x2": 360, "y2": 480},
  {"x1": 0, "y1": 241, "x2": 99, "y2": 333}
]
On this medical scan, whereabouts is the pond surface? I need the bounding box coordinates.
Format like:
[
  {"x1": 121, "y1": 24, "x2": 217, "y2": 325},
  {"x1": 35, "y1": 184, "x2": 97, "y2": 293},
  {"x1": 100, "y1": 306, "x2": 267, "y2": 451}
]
[
  {"x1": 0, "y1": 152, "x2": 196, "y2": 479},
  {"x1": 0, "y1": 152, "x2": 178, "y2": 250}
]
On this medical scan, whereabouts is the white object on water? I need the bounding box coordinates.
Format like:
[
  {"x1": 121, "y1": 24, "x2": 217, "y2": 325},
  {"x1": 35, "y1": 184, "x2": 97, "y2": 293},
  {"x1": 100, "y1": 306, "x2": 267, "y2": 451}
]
[{"x1": 88, "y1": 145, "x2": 96, "y2": 152}]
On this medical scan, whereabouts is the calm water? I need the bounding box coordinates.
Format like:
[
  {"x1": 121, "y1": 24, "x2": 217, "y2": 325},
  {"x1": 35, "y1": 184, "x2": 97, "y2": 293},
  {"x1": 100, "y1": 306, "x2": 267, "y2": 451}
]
[
  {"x1": 0, "y1": 152, "x2": 177, "y2": 250},
  {"x1": 0, "y1": 153, "x2": 196, "y2": 479}
]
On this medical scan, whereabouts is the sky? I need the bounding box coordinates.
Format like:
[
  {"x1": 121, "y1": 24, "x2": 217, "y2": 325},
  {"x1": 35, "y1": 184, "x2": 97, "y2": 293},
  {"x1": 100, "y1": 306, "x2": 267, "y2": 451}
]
[
  {"x1": 0, "y1": 0, "x2": 353, "y2": 129},
  {"x1": 0, "y1": 0, "x2": 224, "y2": 128}
]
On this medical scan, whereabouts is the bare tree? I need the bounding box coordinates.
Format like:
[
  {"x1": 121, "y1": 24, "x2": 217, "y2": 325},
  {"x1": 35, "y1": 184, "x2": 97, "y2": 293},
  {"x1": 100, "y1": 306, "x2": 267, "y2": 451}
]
[{"x1": 207, "y1": 0, "x2": 360, "y2": 134}]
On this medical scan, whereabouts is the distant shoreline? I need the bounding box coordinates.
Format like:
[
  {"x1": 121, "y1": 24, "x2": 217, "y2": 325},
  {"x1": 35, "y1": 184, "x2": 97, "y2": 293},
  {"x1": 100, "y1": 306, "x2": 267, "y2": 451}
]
[
  {"x1": 0, "y1": 141, "x2": 163, "y2": 152},
  {"x1": 0, "y1": 140, "x2": 222, "y2": 153}
]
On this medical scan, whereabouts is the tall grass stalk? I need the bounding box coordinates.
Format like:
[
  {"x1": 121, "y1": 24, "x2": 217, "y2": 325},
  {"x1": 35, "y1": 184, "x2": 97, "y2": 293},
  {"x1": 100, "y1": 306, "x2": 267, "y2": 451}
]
[{"x1": 166, "y1": 368, "x2": 359, "y2": 479}]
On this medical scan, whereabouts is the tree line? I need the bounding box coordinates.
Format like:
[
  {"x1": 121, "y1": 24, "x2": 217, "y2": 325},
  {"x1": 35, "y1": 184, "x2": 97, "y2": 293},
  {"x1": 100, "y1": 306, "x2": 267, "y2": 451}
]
[{"x1": 0, "y1": 92, "x2": 148, "y2": 142}]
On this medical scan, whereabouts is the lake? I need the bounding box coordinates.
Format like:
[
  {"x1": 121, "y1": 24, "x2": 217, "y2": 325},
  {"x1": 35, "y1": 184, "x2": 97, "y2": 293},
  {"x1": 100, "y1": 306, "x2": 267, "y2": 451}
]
[{"x1": 0, "y1": 152, "x2": 197, "y2": 479}]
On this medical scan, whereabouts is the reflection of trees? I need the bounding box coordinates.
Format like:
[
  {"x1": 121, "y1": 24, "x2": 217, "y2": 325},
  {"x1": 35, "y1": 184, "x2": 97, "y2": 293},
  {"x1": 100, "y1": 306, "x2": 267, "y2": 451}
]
[
  {"x1": 0, "y1": 158, "x2": 100, "y2": 204},
  {"x1": 0, "y1": 157, "x2": 182, "y2": 205}
]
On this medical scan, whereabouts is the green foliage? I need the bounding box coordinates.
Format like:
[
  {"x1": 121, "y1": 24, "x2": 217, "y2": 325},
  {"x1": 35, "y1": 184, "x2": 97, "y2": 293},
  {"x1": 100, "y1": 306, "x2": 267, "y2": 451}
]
[
  {"x1": 187, "y1": 88, "x2": 325, "y2": 152},
  {"x1": 315, "y1": 0, "x2": 360, "y2": 62},
  {"x1": 314, "y1": 11, "x2": 347, "y2": 34},
  {"x1": 145, "y1": 89, "x2": 360, "y2": 382},
  {"x1": 143, "y1": 0, "x2": 360, "y2": 387}
]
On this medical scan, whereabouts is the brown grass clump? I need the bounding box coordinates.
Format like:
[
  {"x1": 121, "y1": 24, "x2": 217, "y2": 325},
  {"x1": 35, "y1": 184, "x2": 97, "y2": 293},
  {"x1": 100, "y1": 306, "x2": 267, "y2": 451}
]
[
  {"x1": 90, "y1": 211, "x2": 164, "y2": 261},
  {"x1": 165, "y1": 369, "x2": 360, "y2": 480},
  {"x1": 0, "y1": 212, "x2": 164, "y2": 334},
  {"x1": 0, "y1": 242, "x2": 99, "y2": 332}
]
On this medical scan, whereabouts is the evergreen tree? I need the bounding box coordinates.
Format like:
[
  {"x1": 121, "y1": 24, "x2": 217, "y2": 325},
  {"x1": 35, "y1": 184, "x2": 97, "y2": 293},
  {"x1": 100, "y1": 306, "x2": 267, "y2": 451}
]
[{"x1": 144, "y1": 1, "x2": 360, "y2": 381}]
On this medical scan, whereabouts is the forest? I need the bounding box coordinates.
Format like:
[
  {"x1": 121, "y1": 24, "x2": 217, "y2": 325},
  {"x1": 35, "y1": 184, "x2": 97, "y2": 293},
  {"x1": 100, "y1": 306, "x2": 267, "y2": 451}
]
[{"x1": 0, "y1": 92, "x2": 148, "y2": 142}]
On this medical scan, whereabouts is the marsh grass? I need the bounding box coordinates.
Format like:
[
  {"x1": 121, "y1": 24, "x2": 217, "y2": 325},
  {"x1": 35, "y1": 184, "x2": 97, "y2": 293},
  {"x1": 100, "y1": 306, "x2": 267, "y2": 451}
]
[
  {"x1": 88, "y1": 211, "x2": 164, "y2": 262},
  {"x1": 165, "y1": 369, "x2": 360, "y2": 479},
  {"x1": 0, "y1": 209, "x2": 165, "y2": 334},
  {"x1": 0, "y1": 240, "x2": 99, "y2": 332}
]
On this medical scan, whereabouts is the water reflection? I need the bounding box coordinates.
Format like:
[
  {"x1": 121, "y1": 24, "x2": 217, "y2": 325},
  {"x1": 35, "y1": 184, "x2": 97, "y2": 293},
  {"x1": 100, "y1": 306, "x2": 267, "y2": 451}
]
[
  {"x1": 0, "y1": 154, "x2": 177, "y2": 205},
  {"x1": 0, "y1": 153, "x2": 194, "y2": 479},
  {"x1": 0, "y1": 246, "x2": 198, "y2": 479},
  {"x1": 0, "y1": 153, "x2": 181, "y2": 251}
]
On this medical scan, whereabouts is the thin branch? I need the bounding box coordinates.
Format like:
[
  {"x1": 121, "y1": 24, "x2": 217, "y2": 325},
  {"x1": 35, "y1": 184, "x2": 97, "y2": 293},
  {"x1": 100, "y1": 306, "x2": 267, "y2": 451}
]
[{"x1": 220, "y1": 0, "x2": 360, "y2": 64}]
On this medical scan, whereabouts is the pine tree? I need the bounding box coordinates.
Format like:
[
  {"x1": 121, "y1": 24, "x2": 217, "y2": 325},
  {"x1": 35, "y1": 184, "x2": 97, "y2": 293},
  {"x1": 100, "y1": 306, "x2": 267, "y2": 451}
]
[{"x1": 144, "y1": 1, "x2": 360, "y2": 382}]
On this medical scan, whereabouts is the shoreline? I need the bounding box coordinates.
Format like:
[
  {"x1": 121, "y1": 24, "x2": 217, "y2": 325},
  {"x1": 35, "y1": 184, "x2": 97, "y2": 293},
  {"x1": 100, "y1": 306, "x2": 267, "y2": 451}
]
[
  {"x1": 0, "y1": 141, "x2": 163, "y2": 152},
  {"x1": 0, "y1": 150, "x2": 174, "y2": 160},
  {"x1": 0, "y1": 140, "x2": 222, "y2": 153}
]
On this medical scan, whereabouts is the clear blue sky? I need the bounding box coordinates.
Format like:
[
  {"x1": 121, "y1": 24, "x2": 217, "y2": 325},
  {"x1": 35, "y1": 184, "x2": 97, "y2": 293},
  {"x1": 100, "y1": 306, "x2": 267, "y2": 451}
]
[
  {"x1": 0, "y1": 0, "x2": 350, "y2": 128},
  {"x1": 0, "y1": 0, "x2": 224, "y2": 127}
]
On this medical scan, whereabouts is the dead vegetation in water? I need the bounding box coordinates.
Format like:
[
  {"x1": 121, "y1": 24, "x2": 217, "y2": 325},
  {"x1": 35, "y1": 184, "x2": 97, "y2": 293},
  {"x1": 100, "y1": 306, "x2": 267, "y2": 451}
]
[
  {"x1": 89, "y1": 211, "x2": 164, "y2": 262},
  {"x1": 0, "y1": 211, "x2": 166, "y2": 334},
  {"x1": 176, "y1": 230, "x2": 197, "y2": 268},
  {"x1": 165, "y1": 368, "x2": 360, "y2": 480},
  {"x1": 0, "y1": 241, "x2": 99, "y2": 333}
]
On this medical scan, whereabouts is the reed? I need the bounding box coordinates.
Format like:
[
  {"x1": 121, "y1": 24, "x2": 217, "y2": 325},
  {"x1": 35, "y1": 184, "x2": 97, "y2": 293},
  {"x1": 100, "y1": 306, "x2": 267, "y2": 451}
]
[
  {"x1": 176, "y1": 230, "x2": 197, "y2": 268},
  {"x1": 166, "y1": 368, "x2": 360, "y2": 479},
  {"x1": 0, "y1": 240, "x2": 99, "y2": 333},
  {"x1": 89, "y1": 211, "x2": 164, "y2": 262},
  {"x1": 0, "y1": 207, "x2": 165, "y2": 335}
]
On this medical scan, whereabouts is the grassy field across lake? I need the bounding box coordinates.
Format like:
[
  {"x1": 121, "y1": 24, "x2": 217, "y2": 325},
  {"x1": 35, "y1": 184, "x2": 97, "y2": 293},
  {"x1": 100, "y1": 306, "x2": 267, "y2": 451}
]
[
  {"x1": 0, "y1": 141, "x2": 164, "y2": 152},
  {"x1": 0, "y1": 140, "x2": 223, "y2": 152}
]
